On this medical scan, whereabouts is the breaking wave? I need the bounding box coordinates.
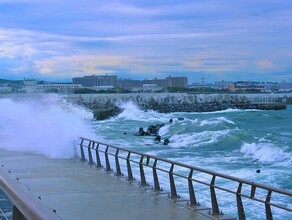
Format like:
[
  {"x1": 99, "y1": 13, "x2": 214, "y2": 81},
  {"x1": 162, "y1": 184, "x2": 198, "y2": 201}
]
[
  {"x1": 240, "y1": 142, "x2": 291, "y2": 163},
  {"x1": 0, "y1": 94, "x2": 96, "y2": 158}
]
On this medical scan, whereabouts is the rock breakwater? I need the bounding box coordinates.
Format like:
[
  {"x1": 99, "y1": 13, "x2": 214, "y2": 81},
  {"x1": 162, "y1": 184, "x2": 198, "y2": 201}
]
[
  {"x1": 142, "y1": 101, "x2": 286, "y2": 113},
  {"x1": 67, "y1": 93, "x2": 289, "y2": 120}
]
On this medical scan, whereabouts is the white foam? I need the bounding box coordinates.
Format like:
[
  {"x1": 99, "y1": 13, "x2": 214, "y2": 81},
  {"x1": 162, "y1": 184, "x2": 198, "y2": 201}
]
[
  {"x1": 0, "y1": 95, "x2": 97, "y2": 158},
  {"x1": 191, "y1": 108, "x2": 260, "y2": 114},
  {"x1": 169, "y1": 129, "x2": 230, "y2": 148},
  {"x1": 240, "y1": 142, "x2": 291, "y2": 163},
  {"x1": 158, "y1": 124, "x2": 170, "y2": 136},
  {"x1": 116, "y1": 101, "x2": 173, "y2": 123},
  {"x1": 200, "y1": 116, "x2": 235, "y2": 126}
]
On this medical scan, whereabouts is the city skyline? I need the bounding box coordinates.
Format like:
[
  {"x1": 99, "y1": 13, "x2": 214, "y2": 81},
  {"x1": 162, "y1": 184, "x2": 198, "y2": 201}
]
[{"x1": 1, "y1": 0, "x2": 292, "y2": 83}]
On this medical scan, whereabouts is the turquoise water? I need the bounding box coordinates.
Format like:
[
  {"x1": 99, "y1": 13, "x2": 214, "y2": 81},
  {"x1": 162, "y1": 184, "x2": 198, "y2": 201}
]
[
  {"x1": 91, "y1": 101, "x2": 292, "y2": 219},
  {"x1": 0, "y1": 95, "x2": 291, "y2": 219}
]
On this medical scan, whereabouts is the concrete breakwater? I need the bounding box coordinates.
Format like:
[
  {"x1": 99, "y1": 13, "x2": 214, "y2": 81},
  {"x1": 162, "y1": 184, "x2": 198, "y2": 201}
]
[
  {"x1": 144, "y1": 102, "x2": 286, "y2": 113},
  {"x1": 66, "y1": 93, "x2": 290, "y2": 120}
]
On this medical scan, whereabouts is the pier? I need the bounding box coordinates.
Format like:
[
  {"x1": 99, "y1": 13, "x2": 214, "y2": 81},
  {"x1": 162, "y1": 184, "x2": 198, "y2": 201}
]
[
  {"x1": 1, "y1": 137, "x2": 292, "y2": 219},
  {"x1": 0, "y1": 149, "x2": 215, "y2": 220}
]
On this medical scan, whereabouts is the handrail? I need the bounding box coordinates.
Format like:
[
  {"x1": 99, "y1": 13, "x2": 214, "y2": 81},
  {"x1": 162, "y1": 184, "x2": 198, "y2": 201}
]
[
  {"x1": 79, "y1": 137, "x2": 292, "y2": 220},
  {"x1": 0, "y1": 165, "x2": 61, "y2": 220}
]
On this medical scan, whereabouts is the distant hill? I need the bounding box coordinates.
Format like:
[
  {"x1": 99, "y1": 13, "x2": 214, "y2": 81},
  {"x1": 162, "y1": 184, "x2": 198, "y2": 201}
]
[
  {"x1": 0, "y1": 78, "x2": 23, "y2": 87},
  {"x1": 0, "y1": 78, "x2": 22, "y2": 83}
]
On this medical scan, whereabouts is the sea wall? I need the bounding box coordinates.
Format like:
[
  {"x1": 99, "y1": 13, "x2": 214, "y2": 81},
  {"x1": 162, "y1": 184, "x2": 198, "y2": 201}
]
[{"x1": 66, "y1": 93, "x2": 290, "y2": 119}]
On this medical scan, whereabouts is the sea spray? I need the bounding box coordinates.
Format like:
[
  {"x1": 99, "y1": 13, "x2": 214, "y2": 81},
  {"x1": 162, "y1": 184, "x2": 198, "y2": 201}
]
[
  {"x1": 240, "y1": 142, "x2": 291, "y2": 163},
  {"x1": 0, "y1": 94, "x2": 96, "y2": 158}
]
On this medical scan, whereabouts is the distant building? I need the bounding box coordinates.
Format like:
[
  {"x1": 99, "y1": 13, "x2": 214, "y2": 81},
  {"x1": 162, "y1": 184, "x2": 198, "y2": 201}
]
[
  {"x1": 214, "y1": 81, "x2": 231, "y2": 90},
  {"x1": 142, "y1": 75, "x2": 188, "y2": 88},
  {"x1": 38, "y1": 83, "x2": 82, "y2": 91},
  {"x1": 165, "y1": 76, "x2": 188, "y2": 88},
  {"x1": 142, "y1": 84, "x2": 159, "y2": 91},
  {"x1": 23, "y1": 79, "x2": 37, "y2": 87},
  {"x1": 118, "y1": 75, "x2": 188, "y2": 90},
  {"x1": 118, "y1": 79, "x2": 143, "y2": 89},
  {"x1": 93, "y1": 86, "x2": 114, "y2": 91},
  {"x1": 142, "y1": 77, "x2": 167, "y2": 88},
  {"x1": 232, "y1": 81, "x2": 266, "y2": 92},
  {"x1": 264, "y1": 82, "x2": 278, "y2": 92},
  {"x1": 72, "y1": 74, "x2": 118, "y2": 87},
  {"x1": 278, "y1": 82, "x2": 292, "y2": 92},
  {"x1": 23, "y1": 79, "x2": 38, "y2": 93},
  {"x1": 189, "y1": 83, "x2": 212, "y2": 89},
  {"x1": 0, "y1": 86, "x2": 12, "y2": 93},
  {"x1": 97, "y1": 75, "x2": 117, "y2": 87}
]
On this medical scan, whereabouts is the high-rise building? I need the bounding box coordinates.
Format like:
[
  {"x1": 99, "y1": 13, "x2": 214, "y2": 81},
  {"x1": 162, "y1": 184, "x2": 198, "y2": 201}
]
[
  {"x1": 118, "y1": 79, "x2": 143, "y2": 88},
  {"x1": 72, "y1": 74, "x2": 118, "y2": 87},
  {"x1": 165, "y1": 75, "x2": 188, "y2": 88},
  {"x1": 141, "y1": 77, "x2": 168, "y2": 87}
]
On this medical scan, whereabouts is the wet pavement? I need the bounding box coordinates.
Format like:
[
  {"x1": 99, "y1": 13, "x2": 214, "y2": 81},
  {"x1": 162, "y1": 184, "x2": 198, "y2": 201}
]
[{"x1": 0, "y1": 150, "x2": 223, "y2": 220}]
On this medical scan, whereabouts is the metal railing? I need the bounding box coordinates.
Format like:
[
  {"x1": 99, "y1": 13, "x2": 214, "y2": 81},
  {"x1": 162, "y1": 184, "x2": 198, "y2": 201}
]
[
  {"x1": 79, "y1": 137, "x2": 292, "y2": 220},
  {"x1": 0, "y1": 165, "x2": 61, "y2": 220}
]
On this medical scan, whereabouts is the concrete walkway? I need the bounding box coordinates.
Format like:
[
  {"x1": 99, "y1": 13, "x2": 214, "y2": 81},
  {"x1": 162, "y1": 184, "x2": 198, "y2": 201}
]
[{"x1": 0, "y1": 150, "x2": 217, "y2": 220}]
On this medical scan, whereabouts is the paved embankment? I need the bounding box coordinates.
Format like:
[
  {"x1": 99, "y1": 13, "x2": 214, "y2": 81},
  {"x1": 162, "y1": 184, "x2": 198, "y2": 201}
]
[{"x1": 0, "y1": 150, "x2": 215, "y2": 220}]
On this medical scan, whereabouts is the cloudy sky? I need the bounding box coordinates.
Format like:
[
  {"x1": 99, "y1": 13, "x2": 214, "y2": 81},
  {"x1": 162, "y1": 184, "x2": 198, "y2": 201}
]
[{"x1": 0, "y1": 0, "x2": 292, "y2": 83}]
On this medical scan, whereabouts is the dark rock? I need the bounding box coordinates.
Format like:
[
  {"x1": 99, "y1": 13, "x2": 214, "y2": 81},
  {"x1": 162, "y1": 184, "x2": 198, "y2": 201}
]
[
  {"x1": 93, "y1": 106, "x2": 123, "y2": 120},
  {"x1": 154, "y1": 135, "x2": 161, "y2": 142},
  {"x1": 138, "y1": 127, "x2": 146, "y2": 136},
  {"x1": 163, "y1": 139, "x2": 170, "y2": 145}
]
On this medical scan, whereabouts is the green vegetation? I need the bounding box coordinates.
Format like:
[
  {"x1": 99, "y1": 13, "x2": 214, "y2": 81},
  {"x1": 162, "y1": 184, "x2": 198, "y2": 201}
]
[
  {"x1": 74, "y1": 87, "x2": 132, "y2": 94},
  {"x1": 158, "y1": 87, "x2": 219, "y2": 94}
]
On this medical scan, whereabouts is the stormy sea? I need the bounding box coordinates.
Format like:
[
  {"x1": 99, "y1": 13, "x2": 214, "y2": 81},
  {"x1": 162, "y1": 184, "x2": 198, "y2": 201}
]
[{"x1": 0, "y1": 94, "x2": 291, "y2": 219}]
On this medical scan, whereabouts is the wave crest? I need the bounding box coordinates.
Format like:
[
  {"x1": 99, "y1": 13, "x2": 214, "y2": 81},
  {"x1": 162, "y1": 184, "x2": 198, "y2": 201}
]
[{"x1": 240, "y1": 142, "x2": 291, "y2": 163}]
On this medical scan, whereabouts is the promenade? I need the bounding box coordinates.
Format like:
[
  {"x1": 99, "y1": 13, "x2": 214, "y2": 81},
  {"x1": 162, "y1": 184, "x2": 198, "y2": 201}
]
[{"x1": 0, "y1": 149, "x2": 215, "y2": 220}]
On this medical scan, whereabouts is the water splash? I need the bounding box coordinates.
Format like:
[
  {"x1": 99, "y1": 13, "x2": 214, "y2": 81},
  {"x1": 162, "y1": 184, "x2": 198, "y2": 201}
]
[
  {"x1": 116, "y1": 101, "x2": 170, "y2": 122},
  {"x1": 169, "y1": 129, "x2": 230, "y2": 148},
  {"x1": 0, "y1": 94, "x2": 96, "y2": 158},
  {"x1": 240, "y1": 142, "x2": 291, "y2": 163},
  {"x1": 200, "y1": 116, "x2": 235, "y2": 126}
]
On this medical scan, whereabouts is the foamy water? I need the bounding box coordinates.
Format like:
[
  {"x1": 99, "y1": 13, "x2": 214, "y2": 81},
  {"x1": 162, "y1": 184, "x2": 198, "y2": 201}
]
[
  {"x1": 0, "y1": 94, "x2": 96, "y2": 158},
  {"x1": 240, "y1": 142, "x2": 291, "y2": 163},
  {"x1": 91, "y1": 101, "x2": 292, "y2": 219}
]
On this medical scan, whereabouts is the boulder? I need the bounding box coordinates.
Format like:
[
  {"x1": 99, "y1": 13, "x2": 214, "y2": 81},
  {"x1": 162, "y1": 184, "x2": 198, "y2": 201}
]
[{"x1": 93, "y1": 106, "x2": 123, "y2": 120}]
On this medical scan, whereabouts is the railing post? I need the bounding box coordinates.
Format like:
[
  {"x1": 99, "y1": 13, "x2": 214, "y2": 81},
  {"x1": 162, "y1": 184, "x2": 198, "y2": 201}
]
[
  {"x1": 210, "y1": 175, "x2": 220, "y2": 215},
  {"x1": 104, "y1": 146, "x2": 111, "y2": 172},
  {"x1": 126, "y1": 152, "x2": 134, "y2": 182},
  {"x1": 139, "y1": 156, "x2": 147, "y2": 187},
  {"x1": 188, "y1": 169, "x2": 197, "y2": 206},
  {"x1": 80, "y1": 139, "x2": 86, "y2": 162},
  {"x1": 88, "y1": 141, "x2": 93, "y2": 165},
  {"x1": 265, "y1": 191, "x2": 273, "y2": 220},
  {"x1": 236, "y1": 182, "x2": 246, "y2": 220},
  {"x1": 152, "y1": 159, "x2": 161, "y2": 191},
  {"x1": 115, "y1": 149, "x2": 122, "y2": 176},
  {"x1": 251, "y1": 184, "x2": 256, "y2": 199},
  {"x1": 95, "y1": 143, "x2": 102, "y2": 168},
  {"x1": 12, "y1": 205, "x2": 25, "y2": 220},
  {"x1": 169, "y1": 164, "x2": 179, "y2": 199}
]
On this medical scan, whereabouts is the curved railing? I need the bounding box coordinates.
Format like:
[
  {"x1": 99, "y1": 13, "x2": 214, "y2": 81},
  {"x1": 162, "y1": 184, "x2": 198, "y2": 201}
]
[
  {"x1": 79, "y1": 137, "x2": 292, "y2": 220},
  {"x1": 0, "y1": 165, "x2": 61, "y2": 220}
]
